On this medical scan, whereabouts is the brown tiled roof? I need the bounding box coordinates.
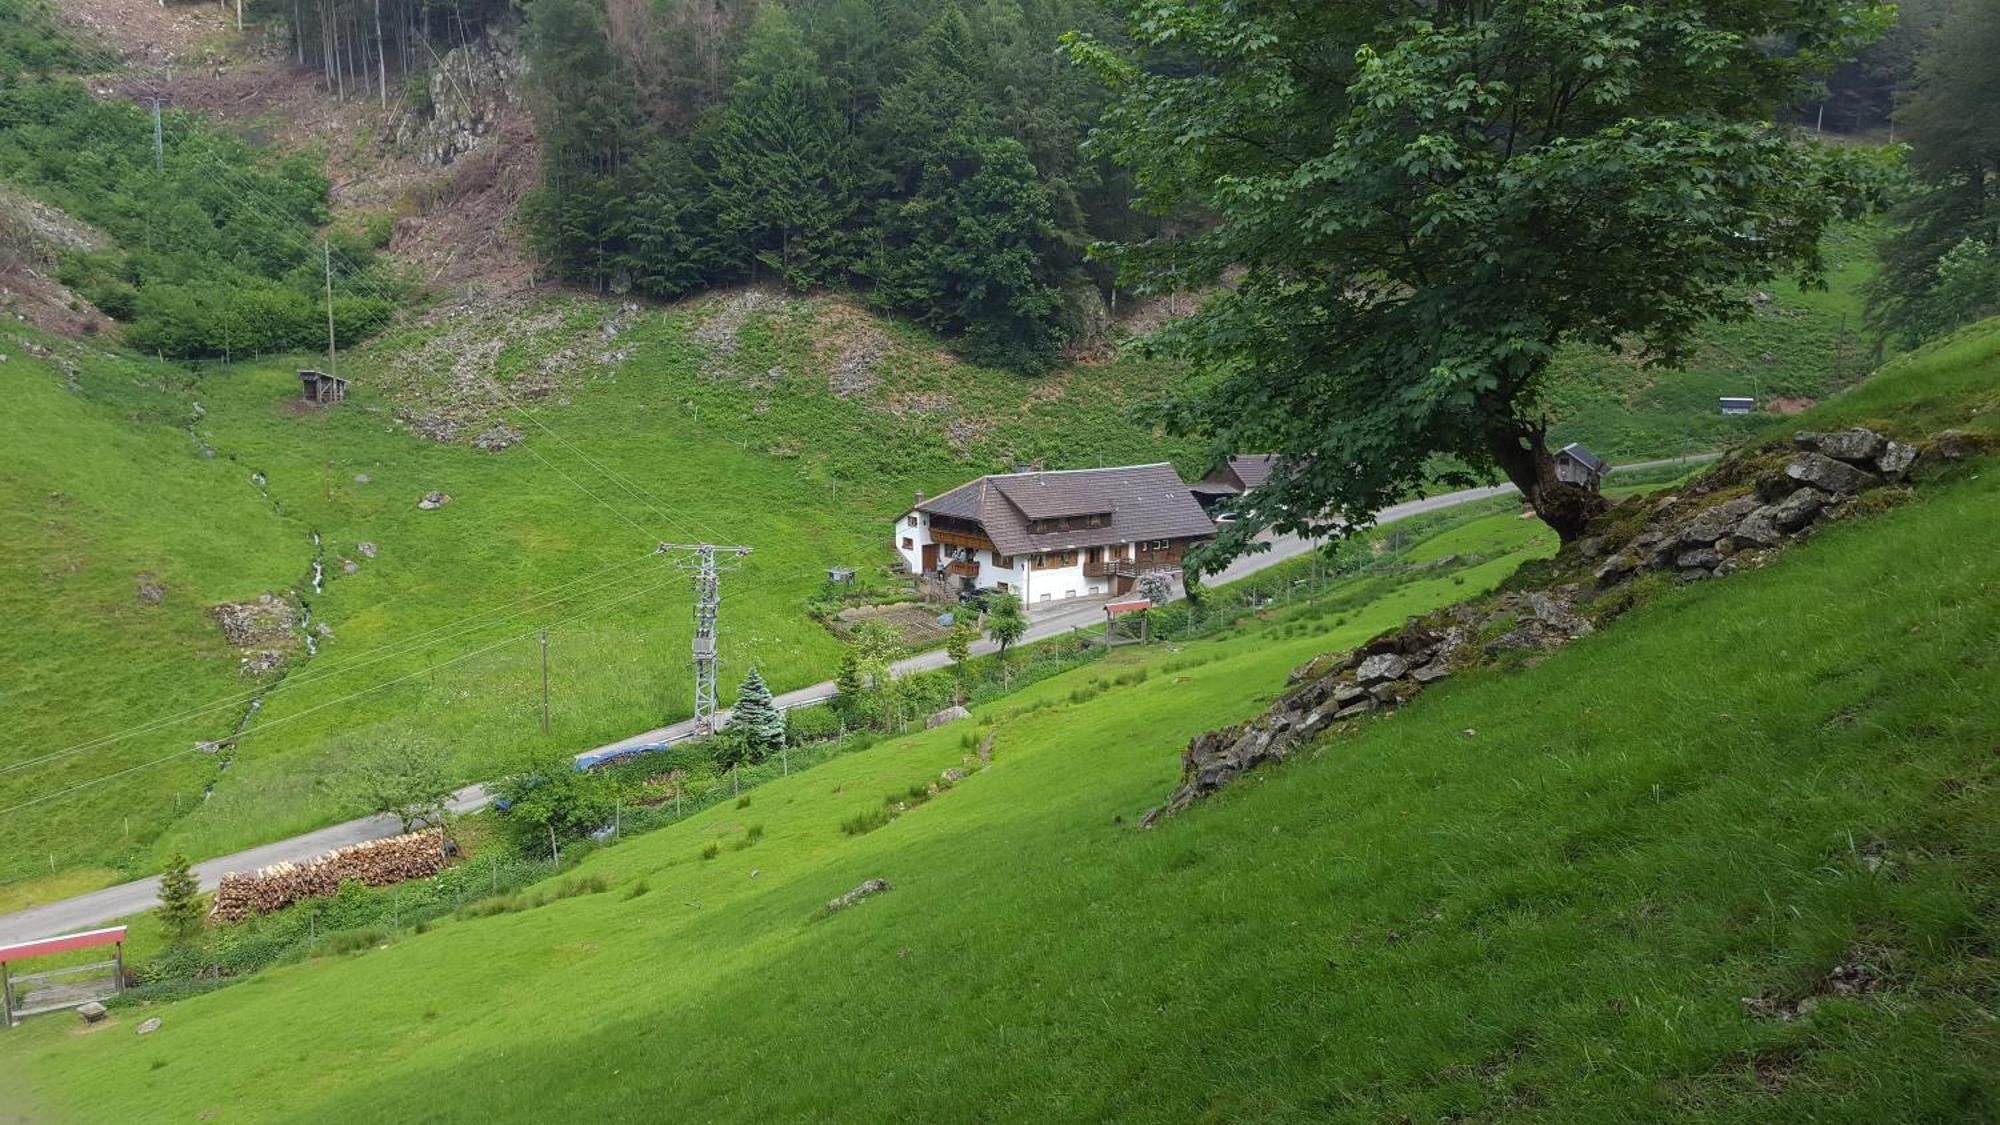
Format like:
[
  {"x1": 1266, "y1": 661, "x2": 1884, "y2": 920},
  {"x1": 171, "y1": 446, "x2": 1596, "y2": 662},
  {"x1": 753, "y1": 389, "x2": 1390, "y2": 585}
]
[
  {"x1": 915, "y1": 464, "x2": 1215, "y2": 557},
  {"x1": 1229, "y1": 454, "x2": 1281, "y2": 490}
]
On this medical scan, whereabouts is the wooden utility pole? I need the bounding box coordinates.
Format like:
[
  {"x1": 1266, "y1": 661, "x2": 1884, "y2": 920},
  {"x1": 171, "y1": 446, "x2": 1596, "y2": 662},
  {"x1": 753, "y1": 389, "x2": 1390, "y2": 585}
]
[
  {"x1": 322, "y1": 240, "x2": 337, "y2": 378},
  {"x1": 539, "y1": 629, "x2": 551, "y2": 735}
]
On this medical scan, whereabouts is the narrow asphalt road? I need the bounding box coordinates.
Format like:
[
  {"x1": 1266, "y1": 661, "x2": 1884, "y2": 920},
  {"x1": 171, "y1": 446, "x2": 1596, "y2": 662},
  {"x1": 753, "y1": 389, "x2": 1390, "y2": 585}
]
[{"x1": 0, "y1": 454, "x2": 1712, "y2": 944}]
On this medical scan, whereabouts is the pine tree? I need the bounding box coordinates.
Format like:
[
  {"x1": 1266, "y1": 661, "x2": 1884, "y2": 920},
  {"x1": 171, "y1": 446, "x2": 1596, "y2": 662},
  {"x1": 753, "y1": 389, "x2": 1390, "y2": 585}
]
[
  {"x1": 833, "y1": 645, "x2": 866, "y2": 716},
  {"x1": 157, "y1": 852, "x2": 203, "y2": 943},
  {"x1": 726, "y1": 667, "x2": 786, "y2": 759}
]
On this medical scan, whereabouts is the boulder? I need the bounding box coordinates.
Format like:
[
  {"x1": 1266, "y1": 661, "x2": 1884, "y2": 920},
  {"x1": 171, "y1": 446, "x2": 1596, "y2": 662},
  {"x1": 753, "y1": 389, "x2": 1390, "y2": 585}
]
[
  {"x1": 1794, "y1": 427, "x2": 1885, "y2": 464},
  {"x1": 1594, "y1": 553, "x2": 1640, "y2": 585},
  {"x1": 822, "y1": 878, "x2": 893, "y2": 915},
  {"x1": 77, "y1": 1002, "x2": 107, "y2": 1024},
  {"x1": 1930, "y1": 430, "x2": 1985, "y2": 461},
  {"x1": 1732, "y1": 508, "x2": 1786, "y2": 548},
  {"x1": 1333, "y1": 699, "x2": 1375, "y2": 719},
  {"x1": 1767, "y1": 487, "x2": 1824, "y2": 533},
  {"x1": 136, "y1": 1018, "x2": 161, "y2": 1035},
  {"x1": 357, "y1": 541, "x2": 378, "y2": 559},
  {"x1": 1675, "y1": 496, "x2": 1762, "y2": 547},
  {"x1": 1332, "y1": 682, "x2": 1370, "y2": 707},
  {"x1": 1676, "y1": 547, "x2": 1723, "y2": 570},
  {"x1": 1411, "y1": 662, "x2": 1450, "y2": 685},
  {"x1": 1356, "y1": 653, "x2": 1409, "y2": 685},
  {"x1": 940, "y1": 768, "x2": 968, "y2": 783},
  {"x1": 416, "y1": 491, "x2": 452, "y2": 510},
  {"x1": 1785, "y1": 453, "x2": 1877, "y2": 496},
  {"x1": 924, "y1": 705, "x2": 971, "y2": 729},
  {"x1": 1875, "y1": 441, "x2": 1917, "y2": 479}
]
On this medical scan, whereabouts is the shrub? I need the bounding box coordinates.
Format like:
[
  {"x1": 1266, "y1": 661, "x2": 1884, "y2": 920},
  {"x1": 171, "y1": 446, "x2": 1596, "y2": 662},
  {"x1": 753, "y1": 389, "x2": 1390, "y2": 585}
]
[
  {"x1": 702, "y1": 841, "x2": 721, "y2": 860},
  {"x1": 841, "y1": 809, "x2": 890, "y2": 836}
]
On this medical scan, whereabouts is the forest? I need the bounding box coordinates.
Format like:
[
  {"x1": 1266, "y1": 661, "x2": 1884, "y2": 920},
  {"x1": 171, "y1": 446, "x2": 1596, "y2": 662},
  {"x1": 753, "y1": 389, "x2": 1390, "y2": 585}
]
[{"x1": 515, "y1": 0, "x2": 1143, "y2": 372}]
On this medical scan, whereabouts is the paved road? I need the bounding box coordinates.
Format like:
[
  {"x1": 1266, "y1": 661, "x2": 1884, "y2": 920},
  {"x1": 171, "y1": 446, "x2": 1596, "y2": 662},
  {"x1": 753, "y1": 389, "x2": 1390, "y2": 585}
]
[{"x1": 0, "y1": 454, "x2": 1711, "y2": 944}]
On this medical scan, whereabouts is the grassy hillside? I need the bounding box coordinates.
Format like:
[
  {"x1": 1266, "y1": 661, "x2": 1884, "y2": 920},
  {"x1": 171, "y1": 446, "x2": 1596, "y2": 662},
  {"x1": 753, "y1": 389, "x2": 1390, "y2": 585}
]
[
  {"x1": 0, "y1": 295, "x2": 1197, "y2": 896},
  {"x1": 1543, "y1": 221, "x2": 1882, "y2": 460},
  {"x1": 3, "y1": 322, "x2": 1994, "y2": 1120}
]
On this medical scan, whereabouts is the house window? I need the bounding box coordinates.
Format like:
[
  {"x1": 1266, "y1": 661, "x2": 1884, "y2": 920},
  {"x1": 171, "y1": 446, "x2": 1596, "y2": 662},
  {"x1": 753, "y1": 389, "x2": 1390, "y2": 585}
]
[
  {"x1": 1039, "y1": 592, "x2": 1052, "y2": 602},
  {"x1": 901, "y1": 537, "x2": 913, "y2": 550},
  {"x1": 906, "y1": 516, "x2": 918, "y2": 528},
  {"x1": 1064, "y1": 589, "x2": 1077, "y2": 599}
]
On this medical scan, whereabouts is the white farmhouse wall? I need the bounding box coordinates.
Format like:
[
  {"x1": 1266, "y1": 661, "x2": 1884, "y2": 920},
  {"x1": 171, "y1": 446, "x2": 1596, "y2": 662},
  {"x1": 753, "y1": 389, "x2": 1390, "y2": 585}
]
[{"x1": 894, "y1": 510, "x2": 931, "y2": 574}]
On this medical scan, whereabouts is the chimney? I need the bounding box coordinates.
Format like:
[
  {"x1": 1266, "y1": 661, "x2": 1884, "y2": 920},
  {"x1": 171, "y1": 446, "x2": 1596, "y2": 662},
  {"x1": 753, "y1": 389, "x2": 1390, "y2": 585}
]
[{"x1": 914, "y1": 490, "x2": 925, "y2": 507}]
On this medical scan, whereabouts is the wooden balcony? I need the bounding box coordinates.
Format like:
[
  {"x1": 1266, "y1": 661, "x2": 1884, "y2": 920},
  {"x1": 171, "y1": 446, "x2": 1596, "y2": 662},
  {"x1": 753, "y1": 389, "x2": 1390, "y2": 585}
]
[
  {"x1": 929, "y1": 527, "x2": 996, "y2": 552},
  {"x1": 1083, "y1": 559, "x2": 1138, "y2": 579},
  {"x1": 944, "y1": 559, "x2": 980, "y2": 578}
]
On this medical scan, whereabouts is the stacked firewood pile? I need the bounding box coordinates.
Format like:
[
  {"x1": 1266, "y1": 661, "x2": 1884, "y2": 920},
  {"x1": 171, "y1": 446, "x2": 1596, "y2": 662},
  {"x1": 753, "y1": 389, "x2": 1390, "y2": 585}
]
[{"x1": 207, "y1": 830, "x2": 448, "y2": 923}]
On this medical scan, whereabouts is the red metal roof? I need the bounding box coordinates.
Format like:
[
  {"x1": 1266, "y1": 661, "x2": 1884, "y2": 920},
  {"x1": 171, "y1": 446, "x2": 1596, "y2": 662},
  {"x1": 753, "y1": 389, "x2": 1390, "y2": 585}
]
[
  {"x1": 0, "y1": 925, "x2": 127, "y2": 963},
  {"x1": 1104, "y1": 599, "x2": 1153, "y2": 616}
]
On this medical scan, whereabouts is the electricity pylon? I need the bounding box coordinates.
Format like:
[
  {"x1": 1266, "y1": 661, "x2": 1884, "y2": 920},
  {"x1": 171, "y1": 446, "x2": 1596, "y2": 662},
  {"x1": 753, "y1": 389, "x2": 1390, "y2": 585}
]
[{"x1": 659, "y1": 543, "x2": 751, "y2": 733}]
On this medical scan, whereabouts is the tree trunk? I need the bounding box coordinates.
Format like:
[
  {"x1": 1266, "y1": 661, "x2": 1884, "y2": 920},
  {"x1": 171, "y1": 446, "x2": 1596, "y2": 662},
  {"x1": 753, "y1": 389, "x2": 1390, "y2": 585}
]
[{"x1": 1482, "y1": 419, "x2": 1606, "y2": 543}]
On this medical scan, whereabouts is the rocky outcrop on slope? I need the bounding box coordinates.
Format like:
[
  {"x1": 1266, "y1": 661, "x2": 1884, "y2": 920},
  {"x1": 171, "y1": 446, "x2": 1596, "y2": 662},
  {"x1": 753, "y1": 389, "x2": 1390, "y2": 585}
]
[{"x1": 1142, "y1": 425, "x2": 1976, "y2": 825}]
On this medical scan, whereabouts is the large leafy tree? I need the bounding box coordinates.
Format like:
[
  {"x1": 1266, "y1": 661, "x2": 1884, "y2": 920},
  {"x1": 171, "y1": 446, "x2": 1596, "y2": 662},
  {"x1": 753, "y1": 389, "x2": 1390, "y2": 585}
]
[
  {"x1": 1865, "y1": 0, "x2": 2000, "y2": 347},
  {"x1": 1073, "y1": 1, "x2": 1888, "y2": 548}
]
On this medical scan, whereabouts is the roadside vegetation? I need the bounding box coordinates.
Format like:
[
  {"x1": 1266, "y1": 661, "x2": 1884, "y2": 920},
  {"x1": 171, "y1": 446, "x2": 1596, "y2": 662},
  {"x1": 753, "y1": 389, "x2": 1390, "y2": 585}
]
[{"x1": 1, "y1": 320, "x2": 1994, "y2": 1119}]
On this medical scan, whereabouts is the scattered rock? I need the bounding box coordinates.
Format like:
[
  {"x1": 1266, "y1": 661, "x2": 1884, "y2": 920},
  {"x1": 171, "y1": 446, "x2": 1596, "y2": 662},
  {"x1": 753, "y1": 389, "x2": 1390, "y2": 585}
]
[
  {"x1": 822, "y1": 878, "x2": 893, "y2": 916},
  {"x1": 353, "y1": 473, "x2": 370, "y2": 484},
  {"x1": 1794, "y1": 428, "x2": 1885, "y2": 464},
  {"x1": 341, "y1": 559, "x2": 360, "y2": 575},
  {"x1": 417, "y1": 491, "x2": 451, "y2": 510},
  {"x1": 77, "y1": 1002, "x2": 107, "y2": 1024},
  {"x1": 925, "y1": 705, "x2": 971, "y2": 729},
  {"x1": 940, "y1": 767, "x2": 968, "y2": 783},
  {"x1": 136, "y1": 580, "x2": 165, "y2": 606},
  {"x1": 1732, "y1": 508, "x2": 1786, "y2": 548},
  {"x1": 1676, "y1": 547, "x2": 1724, "y2": 570},
  {"x1": 1929, "y1": 430, "x2": 1986, "y2": 461},
  {"x1": 472, "y1": 422, "x2": 521, "y2": 452},
  {"x1": 1410, "y1": 663, "x2": 1450, "y2": 685},
  {"x1": 1766, "y1": 487, "x2": 1824, "y2": 533},
  {"x1": 136, "y1": 1017, "x2": 161, "y2": 1035},
  {"x1": 1875, "y1": 441, "x2": 1917, "y2": 479},
  {"x1": 356, "y1": 541, "x2": 378, "y2": 560},
  {"x1": 1356, "y1": 653, "x2": 1409, "y2": 685},
  {"x1": 1785, "y1": 453, "x2": 1877, "y2": 495}
]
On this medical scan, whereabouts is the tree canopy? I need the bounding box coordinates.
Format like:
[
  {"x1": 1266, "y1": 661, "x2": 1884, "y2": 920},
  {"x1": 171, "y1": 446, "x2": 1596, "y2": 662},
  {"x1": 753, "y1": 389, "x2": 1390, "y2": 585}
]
[
  {"x1": 1865, "y1": 0, "x2": 2000, "y2": 347},
  {"x1": 521, "y1": 0, "x2": 1132, "y2": 371},
  {"x1": 1072, "y1": 1, "x2": 1890, "y2": 546}
]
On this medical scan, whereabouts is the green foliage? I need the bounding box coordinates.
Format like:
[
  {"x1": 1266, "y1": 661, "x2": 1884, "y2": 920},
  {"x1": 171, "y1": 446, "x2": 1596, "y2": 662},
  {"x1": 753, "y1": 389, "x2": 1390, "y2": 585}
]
[
  {"x1": 346, "y1": 738, "x2": 455, "y2": 833},
  {"x1": 0, "y1": 0, "x2": 93, "y2": 76},
  {"x1": 1074, "y1": 0, "x2": 1893, "y2": 542},
  {"x1": 946, "y1": 618, "x2": 976, "y2": 678},
  {"x1": 1865, "y1": 0, "x2": 2000, "y2": 347},
  {"x1": 724, "y1": 667, "x2": 787, "y2": 760},
  {"x1": 983, "y1": 593, "x2": 1027, "y2": 659},
  {"x1": 0, "y1": 80, "x2": 398, "y2": 357},
  {"x1": 522, "y1": 0, "x2": 1125, "y2": 370},
  {"x1": 495, "y1": 749, "x2": 614, "y2": 847},
  {"x1": 155, "y1": 852, "x2": 203, "y2": 943}
]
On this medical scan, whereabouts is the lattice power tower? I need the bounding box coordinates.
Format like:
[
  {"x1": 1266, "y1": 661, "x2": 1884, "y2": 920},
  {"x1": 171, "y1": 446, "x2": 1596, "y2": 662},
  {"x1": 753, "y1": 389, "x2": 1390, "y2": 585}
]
[{"x1": 659, "y1": 543, "x2": 752, "y2": 733}]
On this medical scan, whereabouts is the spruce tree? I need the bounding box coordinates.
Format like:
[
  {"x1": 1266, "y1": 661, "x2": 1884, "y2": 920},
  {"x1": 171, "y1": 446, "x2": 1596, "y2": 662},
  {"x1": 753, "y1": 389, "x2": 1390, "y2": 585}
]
[
  {"x1": 726, "y1": 667, "x2": 786, "y2": 759},
  {"x1": 157, "y1": 852, "x2": 203, "y2": 943}
]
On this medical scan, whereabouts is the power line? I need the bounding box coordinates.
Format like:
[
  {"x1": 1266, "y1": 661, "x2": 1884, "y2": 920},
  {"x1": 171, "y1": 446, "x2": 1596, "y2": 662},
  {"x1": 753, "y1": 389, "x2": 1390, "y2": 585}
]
[
  {"x1": 0, "y1": 550, "x2": 666, "y2": 777},
  {"x1": 0, "y1": 567, "x2": 691, "y2": 816}
]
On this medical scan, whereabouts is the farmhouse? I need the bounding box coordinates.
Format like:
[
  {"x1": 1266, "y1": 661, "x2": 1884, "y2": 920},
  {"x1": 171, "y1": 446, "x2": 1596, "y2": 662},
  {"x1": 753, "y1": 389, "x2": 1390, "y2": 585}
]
[
  {"x1": 1189, "y1": 453, "x2": 1284, "y2": 515},
  {"x1": 895, "y1": 464, "x2": 1216, "y2": 602}
]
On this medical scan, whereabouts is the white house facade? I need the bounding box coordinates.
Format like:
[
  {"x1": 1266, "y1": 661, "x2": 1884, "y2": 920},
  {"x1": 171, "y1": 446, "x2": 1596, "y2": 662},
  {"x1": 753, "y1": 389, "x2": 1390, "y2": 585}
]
[{"x1": 894, "y1": 464, "x2": 1217, "y2": 603}]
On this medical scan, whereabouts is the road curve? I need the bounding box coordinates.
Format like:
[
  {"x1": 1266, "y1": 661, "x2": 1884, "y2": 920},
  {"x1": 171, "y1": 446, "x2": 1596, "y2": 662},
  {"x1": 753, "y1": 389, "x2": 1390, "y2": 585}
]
[{"x1": 0, "y1": 454, "x2": 1712, "y2": 944}]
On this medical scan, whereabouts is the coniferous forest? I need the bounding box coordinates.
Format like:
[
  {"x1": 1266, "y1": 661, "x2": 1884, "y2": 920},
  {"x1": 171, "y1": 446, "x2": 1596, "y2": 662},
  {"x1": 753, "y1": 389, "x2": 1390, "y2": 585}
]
[{"x1": 519, "y1": 0, "x2": 1144, "y2": 373}]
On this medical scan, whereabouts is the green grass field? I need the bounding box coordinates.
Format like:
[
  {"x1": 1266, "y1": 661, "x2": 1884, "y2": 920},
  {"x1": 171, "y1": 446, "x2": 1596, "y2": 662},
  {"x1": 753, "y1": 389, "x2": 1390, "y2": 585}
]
[
  {"x1": 1, "y1": 322, "x2": 1993, "y2": 1121},
  {"x1": 0, "y1": 215, "x2": 1898, "y2": 906},
  {"x1": 0, "y1": 294, "x2": 1199, "y2": 894}
]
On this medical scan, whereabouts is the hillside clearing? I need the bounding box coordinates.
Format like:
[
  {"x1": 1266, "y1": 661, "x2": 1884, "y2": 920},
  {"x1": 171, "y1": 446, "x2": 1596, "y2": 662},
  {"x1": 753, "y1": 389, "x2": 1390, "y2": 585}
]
[{"x1": 2, "y1": 325, "x2": 1994, "y2": 1121}]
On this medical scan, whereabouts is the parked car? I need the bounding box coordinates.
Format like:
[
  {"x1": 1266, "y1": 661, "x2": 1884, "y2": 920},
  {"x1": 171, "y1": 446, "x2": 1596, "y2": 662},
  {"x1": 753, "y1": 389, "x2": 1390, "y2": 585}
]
[
  {"x1": 1214, "y1": 511, "x2": 1240, "y2": 524},
  {"x1": 958, "y1": 586, "x2": 1003, "y2": 611}
]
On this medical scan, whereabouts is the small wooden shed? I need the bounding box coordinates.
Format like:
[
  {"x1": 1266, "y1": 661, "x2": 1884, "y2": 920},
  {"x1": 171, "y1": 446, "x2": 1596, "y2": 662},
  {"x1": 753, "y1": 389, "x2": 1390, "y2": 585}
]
[
  {"x1": 1719, "y1": 396, "x2": 1755, "y2": 416},
  {"x1": 299, "y1": 369, "x2": 348, "y2": 405},
  {"x1": 1554, "y1": 442, "x2": 1609, "y2": 491}
]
